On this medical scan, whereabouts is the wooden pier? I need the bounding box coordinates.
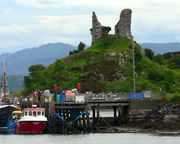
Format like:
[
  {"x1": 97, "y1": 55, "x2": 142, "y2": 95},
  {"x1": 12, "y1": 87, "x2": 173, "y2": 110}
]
[
  {"x1": 54, "y1": 102, "x2": 90, "y2": 134},
  {"x1": 21, "y1": 93, "x2": 130, "y2": 134},
  {"x1": 88, "y1": 100, "x2": 130, "y2": 128}
]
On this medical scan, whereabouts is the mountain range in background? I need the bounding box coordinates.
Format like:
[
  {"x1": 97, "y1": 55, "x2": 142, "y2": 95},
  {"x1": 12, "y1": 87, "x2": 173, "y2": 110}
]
[
  {"x1": 0, "y1": 42, "x2": 76, "y2": 92},
  {"x1": 2, "y1": 42, "x2": 76, "y2": 76},
  {"x1": 140, "y1": 42, "x2": 180, "y2": 54},
  {"x1": 7, "y1": 75, "x2": 24, "y2": 92},
  {"x1": 0, "y1": 41, "x2": 179, "y2": 92}
]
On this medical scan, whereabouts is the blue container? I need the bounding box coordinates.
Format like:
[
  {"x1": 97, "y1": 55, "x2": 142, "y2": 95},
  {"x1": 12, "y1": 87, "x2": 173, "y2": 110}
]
[
  {"x1": 56, "y1": 94, "x2": 61, "y2": 103},
  {"x1": 128, "y1": 92, "x2": 144, "y2": 100},
  {"x1": 60, "y1": 92, "x2": 66, "y2": 103}
]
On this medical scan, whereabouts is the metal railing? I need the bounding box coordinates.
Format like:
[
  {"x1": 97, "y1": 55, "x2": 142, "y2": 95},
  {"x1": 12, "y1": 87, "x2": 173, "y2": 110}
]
[
  {"x1": 20, "y1": 91, "x2": 163, "y2": 104},
  {"x1": 85, "y1": 92, "x2": 129, "y2": 102},
  {"x1": 85, "y1": 91, "x2": 163, "y2": 102}
]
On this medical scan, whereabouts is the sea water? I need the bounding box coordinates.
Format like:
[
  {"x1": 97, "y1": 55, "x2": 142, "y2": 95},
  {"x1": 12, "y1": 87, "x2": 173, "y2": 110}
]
[{"x1": 0, "y1": 133, "x2": 180, "y2": 144}]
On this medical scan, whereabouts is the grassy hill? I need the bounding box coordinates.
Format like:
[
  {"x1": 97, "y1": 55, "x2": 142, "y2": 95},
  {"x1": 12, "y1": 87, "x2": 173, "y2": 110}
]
[{"x1": 23, "y1": 35, "x2": 180, "y2": 94}]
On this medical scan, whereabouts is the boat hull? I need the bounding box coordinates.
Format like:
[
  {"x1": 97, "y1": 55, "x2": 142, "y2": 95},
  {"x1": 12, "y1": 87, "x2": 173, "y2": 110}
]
[
  {"x1": 15, "y1": 121, "x2": 47, "y2": 134},
  {"x1": 7, "y1": 118, "x2": 17, "y2": 134},
  {"x1": 0, "y1": 105, "x2": 20, "y2": 134}
]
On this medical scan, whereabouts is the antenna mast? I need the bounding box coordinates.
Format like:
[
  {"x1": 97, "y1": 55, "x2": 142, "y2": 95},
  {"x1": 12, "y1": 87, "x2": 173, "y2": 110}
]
[{"x1": 0, "y1": 57, "x2": 9, "y2": 103}]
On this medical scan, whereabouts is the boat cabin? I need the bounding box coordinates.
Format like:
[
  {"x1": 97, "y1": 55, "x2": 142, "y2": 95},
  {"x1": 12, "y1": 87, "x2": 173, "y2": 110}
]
[
  {"x1": 23, "y1": 108, "x2": 46, "y2": 117},
  {"x1": 12, "y1": 110, "x2": 22, "y2": 118}
]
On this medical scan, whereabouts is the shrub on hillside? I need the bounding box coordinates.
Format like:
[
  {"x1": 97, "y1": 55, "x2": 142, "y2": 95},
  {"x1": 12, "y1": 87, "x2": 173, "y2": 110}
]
[
  {"x1": 145, "y1": 48, "x2": 154, "y2": 60},
  {"x1": 148, "y1": 69, "x2": 165, "y2": 81},
  {"x1": 168, "y1": 55, "x2": 180, "y2": 68},
  {"x1": 154, "y1": 54, "x2": 165, "y2": 65},
  {"x1": 163, "y1": 93, "x2": 180, "y2": 102}
]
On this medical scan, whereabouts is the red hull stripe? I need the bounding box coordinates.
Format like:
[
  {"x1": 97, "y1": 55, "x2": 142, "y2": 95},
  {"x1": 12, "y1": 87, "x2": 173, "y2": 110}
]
[{"x1": 15, "y1": 121, "x2": 46, "y2": 134}]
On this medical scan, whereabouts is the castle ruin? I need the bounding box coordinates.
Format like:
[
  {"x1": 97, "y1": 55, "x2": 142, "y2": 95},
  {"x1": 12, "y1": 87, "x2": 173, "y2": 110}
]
[
  {"x1": 91, "y1": 12, "x2": 102, "y2": 43},
  {"x1": 91, "y1": 9, "x2": 132, "y2": 44},
  {"x1": 115, "y1": 9, "x2": 132, "y2": 39}
]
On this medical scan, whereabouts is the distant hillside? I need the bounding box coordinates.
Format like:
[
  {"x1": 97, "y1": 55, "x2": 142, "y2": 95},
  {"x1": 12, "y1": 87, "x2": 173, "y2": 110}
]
[
  {"x1": 0, "y1": 75, "x2": 24, "y2": 92},
  {"x1": 3, "y1": 42, "x2": 76, "y2": 76},
  {"x1": 8, "y1": 76, "x2": 24, "y2": 91},
  {"x1": 0, "y1": 42, "x2": 76, "y2": 91},
  {"x1": 23, "y1": 35, "x2": 180, "y2": 94},
  {"x1": 140, "y1": 42, "x2": 180, "y2": 54}
]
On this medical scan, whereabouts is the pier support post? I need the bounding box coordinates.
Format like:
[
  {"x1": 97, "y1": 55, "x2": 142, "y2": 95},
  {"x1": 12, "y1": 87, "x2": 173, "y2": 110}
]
[
  {"x1": 92, "y1": 107, "x2": 96, "y2": 126},
  {"x1": 113, "y1": 106, "x2": 117, "y2": 125},
  {"x1": 122, "y1": 105, "x2": 129, "y2": 123},
  {"x1": 117, "y1": 106, "x2": 121, "y2": 125},
  {"x1": 49, "y1": 96, "x2": 56, "y2": 133},
  {"x1": 86, "y1": 112, "x2": 90, "y2": 131},
  {"x1": 96, "y1": 106, "x2": 100, "y2": 125},
  {"x1": 82, "y1": 113, "x2": 86, "y2": 132},
  {"x1": 113, "y1": 106, "x2": 117, "y2": 118}
]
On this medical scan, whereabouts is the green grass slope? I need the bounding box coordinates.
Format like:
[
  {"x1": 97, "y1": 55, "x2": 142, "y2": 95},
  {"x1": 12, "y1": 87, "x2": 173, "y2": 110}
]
[{"x1": 23, "y1": 35, "x2": 180, "y2": 93}]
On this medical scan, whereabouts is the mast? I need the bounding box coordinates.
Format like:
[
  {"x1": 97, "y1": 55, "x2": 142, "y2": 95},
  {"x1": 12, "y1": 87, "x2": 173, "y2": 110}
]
[{"x1": 0, "y1": 58, "x2": 9, "y2": 103}]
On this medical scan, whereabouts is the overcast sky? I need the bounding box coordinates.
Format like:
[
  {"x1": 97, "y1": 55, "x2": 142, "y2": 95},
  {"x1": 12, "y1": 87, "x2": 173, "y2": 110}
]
[{"x1": 0, "y1": 0, "x2": 180, "y2": 54}]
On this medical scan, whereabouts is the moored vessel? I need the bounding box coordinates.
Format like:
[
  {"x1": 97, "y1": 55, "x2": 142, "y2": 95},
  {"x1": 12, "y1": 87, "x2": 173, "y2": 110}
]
[
  {"x1": 0, "y1": 105, "x2": 21, "y2": 133},
  {"x1": 7, "y1": 109, "x2": 22, "y2": 133},
  {"x1": 15, "y1": 107, "x2": 47, "y2": 134}
]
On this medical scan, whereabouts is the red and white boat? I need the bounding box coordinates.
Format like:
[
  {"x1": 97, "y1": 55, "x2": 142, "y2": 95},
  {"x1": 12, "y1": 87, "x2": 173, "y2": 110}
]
[{"x1": 15, "y1": 107, "x2": 47, "y2": 134}]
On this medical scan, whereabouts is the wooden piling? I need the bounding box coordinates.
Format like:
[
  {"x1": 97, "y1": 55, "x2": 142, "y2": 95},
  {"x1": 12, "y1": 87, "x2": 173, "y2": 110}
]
[
  {"x1": 113, "y1": 106, "x2": 117, "y2": 125},
  {"x1": 96, "y1": 106, "x2": 100, "y2": 125}
]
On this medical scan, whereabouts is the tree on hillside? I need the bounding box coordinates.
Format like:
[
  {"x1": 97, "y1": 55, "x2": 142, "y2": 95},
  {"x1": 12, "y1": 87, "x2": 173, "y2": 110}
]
[
  {"x1": 145, "y1": 48, "x2": 154, "y2": 60},
  {"x1": 24, "y1": 76, "x2": 31, "y2": 89},
  {"x1": 154, "y1": 54, "x2": 165, "y2": 65},
  {"x1": 23, "y1": 64, "x2": 46, "y2": 92},
  {"x1": 135, "y1": 47, "x2": 143, "y2": 62},
  {"x1": 69, "y1": 42, "x2": 86, "y2": 55},
  {"x1": 168, "y1": 55, "x2": 180, "y2": 68},
  {"x1": 78, "y1": 42, "x2": 85, "y2": 51},
  {"x1": 102, "y1": 26, "x2": 111, "y2": 36},
  {"x1": 28, "y1": 64, "x2": 46, "y2": 74},
  {"x1": 69, "y1": 50, "x2": 79, "y2": 55}
]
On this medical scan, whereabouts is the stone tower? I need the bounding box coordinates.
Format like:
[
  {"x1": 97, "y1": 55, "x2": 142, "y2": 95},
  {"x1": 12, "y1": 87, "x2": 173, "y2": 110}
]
[
  {"x1": 115, "y1": 9, "x2": 132, "y2": 39},
  {"x1": 90, "y1": 11, "x2": 102, "y2": 44}
]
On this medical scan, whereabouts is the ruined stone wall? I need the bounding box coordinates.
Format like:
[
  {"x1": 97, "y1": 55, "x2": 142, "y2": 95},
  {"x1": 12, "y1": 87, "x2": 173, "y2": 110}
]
[
  {"x1": 91, "y1": 12, "x2": 102, "y2": 44},
  {"x1": 115, "y1": 9, "x2": 132, "y2": 39}
]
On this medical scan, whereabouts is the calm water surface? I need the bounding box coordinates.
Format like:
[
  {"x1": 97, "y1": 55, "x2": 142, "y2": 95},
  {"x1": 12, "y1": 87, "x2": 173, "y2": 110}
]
[{"x1": 0, "y1": 133, "x2": 180, "y2": 144}]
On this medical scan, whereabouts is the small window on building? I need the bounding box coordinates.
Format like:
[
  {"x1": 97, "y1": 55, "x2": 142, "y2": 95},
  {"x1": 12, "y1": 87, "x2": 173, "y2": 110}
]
[
  {"x1": 42, "y1": 111, "x2": 45, "y2": 116},
  {"x1": 25, "y1": 111, "x2": 27, "y2": 116}
]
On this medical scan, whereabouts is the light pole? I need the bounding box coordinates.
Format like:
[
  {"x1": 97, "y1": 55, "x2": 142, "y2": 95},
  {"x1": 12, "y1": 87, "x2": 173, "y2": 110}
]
[{"x1": 131, "y1": 36, "x2": 136, "y2": 99}]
